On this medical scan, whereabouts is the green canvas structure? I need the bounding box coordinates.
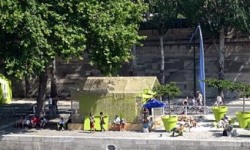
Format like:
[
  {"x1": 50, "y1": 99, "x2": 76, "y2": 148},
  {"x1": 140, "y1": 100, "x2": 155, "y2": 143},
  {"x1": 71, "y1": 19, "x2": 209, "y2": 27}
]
[
  {"x1": 84, "y1": 116, "x2": 109, "y2": 131},
  {"x1": 73, "y1": 76, "x2": 160, "y2": 124},
  {"x1": 0, "y1": 74, "x2": 12, "y2": 104}
]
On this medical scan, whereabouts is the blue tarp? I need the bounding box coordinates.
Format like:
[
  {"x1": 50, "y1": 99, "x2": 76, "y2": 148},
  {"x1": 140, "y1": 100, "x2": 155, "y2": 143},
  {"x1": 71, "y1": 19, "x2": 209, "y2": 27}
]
[{"x1": 143, "y1": 98, "x2": 165, "y2": 109}]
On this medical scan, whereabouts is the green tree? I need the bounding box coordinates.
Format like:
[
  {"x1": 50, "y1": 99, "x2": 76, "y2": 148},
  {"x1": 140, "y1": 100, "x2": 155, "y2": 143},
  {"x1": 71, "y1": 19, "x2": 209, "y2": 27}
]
[
  {"x1": 233, "y1": 83, "x2": 250, "y2": 113},
  {"x1": 0, "y1": 0, "x2": 147, "y2": 116},
  {"x1": 0, "y1": 0, "x2": 86, "y2": 116},
  {"x1": 153, "y1": 82, "x2": 181, "y2": 116},
  {"x1": 83, "y1": 0, "x2": 147, "y2": 76},
  {"x1": 205, "y1": 78, "x2": 234, "y2": 103},
  {"x1": 147, "y1": 0, "x2": 179, "y2": 84},
  {"x1": 206, "y1": 78, "x2": 250, "y2": 113},
  {"x1": 180, "y1": 0, "x2": 250, "y2": 98}
]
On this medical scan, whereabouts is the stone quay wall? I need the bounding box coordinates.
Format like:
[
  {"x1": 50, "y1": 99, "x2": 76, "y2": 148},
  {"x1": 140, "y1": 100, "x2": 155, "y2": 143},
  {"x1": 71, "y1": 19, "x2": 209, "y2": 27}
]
[
  {"x1": 0, "y1": 135, "x2": 250, "y2": 150},
  {"x1": 12, "y1": 28, "x2": 250, "y2": 99}
]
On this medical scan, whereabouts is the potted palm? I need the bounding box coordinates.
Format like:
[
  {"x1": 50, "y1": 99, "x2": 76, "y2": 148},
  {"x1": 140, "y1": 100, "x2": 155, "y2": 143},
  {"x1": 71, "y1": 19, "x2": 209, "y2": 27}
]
[
  {"x1": 141, "y1": 88, "x2": 157, "y2": 103},
  {"x1": 234, "y1": 83, "x2": 250, "y2": 128},
  {"x1": 154, "y1": 82, "x2": 181, "y2": 131},
  {"x1": 205, "y1": 79, "x2": 231, "y2": 122}
]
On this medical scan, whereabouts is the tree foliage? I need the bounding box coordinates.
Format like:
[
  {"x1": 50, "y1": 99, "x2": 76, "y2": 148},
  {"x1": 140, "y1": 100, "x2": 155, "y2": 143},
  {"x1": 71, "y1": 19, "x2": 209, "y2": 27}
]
[
  {"x1": 154, "y1": 82, "x2": 181, "y2": 98},
  {"x1": 83, "y1": 0, "x2": 147, "y2": 76},
  {"x1": 205, "y1": 78, "x2": 250, "y2": 113},
  {"x1": 0, "y1": 0, "x2": 147, "y2": 115},
  {"x1": 147, "y1": 0, "x2": 179, "y2": 35},
  {"x1": 206, "y1": 78, "x2": 250, "y2": 97},
  {"x1": 146, "y1": 0, "x2": 179, "y2": 84},
  {"x1": 179, "y1": 0, "x2": 250, "y2": 33},
  {"x1": 205, "y1": 78, "x2": 235, "y2": 92},
  {"x1": 153, "y1": 82, "x2": 181, "y2": 116},
  {"x1": 180, "y1": 0, "x2": 250, "y2": 97},
  {"x1": 0, "y1": 0, "x2": 147, "y2": 77},
  {"x1": 0, "y1": 0, "x2": 86, "y2": 78}
]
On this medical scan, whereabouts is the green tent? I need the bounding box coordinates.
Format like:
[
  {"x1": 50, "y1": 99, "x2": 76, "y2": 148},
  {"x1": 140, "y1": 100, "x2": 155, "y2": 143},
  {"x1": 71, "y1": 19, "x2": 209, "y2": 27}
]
[
  {"x1": 0, "y1": 74, "x2": 12, "y2": 104},
  {"x1": 72, "y1": 76, "x2": 160, "y2": 124}
]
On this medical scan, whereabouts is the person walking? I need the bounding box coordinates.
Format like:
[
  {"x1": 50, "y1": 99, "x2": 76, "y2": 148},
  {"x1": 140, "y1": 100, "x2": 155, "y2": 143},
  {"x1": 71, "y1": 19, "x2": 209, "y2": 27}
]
[
  {"x1": 196, "y1": 91, "x2": 203, "y2": 106},
  {"x1": 182, "y1": 96, "x2": 189, "y2": 115},
  {"x1": 89, "y1": 112, "x2": 95, "y2": 133},
  {"x1": 100, "y1": 112, "x2": 106, "y2": 132}
]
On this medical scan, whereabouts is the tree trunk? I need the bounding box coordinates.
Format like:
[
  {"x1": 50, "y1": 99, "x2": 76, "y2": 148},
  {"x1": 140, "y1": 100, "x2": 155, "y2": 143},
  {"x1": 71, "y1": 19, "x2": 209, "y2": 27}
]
[
  {"x1": 130, "y1": 45, "x2": 137, "y2": 76},
  {"x1": 168, "y1": 96, "x2": 171, "y2": 117},
  {"x1": 37, "y1": 70, "x2": 48, "y2": 117},
  {"x1": 218, "y1": 27, "x2": 225, "y2": 99},
  {"x1": 50, "y1": 58, "x2": 57, "y2": 98},
  {"x1": 243, "y1": 97, "x2": 245, "y2": 113},
  {"x1": 160, "y1": 35, "x2": 165, "y2": 84},
  {"x1": 24, "y1": 75, "x2": 31, "y2": 98}
]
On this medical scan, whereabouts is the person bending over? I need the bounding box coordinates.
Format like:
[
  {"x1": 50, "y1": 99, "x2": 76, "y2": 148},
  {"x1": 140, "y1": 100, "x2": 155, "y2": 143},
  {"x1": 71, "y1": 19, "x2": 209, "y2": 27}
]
[{"x1": 171, "y1": 124, "x2": 185, "y2": 137}]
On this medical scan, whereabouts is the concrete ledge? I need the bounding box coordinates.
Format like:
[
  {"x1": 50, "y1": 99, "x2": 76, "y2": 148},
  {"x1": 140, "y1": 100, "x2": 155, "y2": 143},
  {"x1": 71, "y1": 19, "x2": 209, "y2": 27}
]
[{"x1": 1, "y1": 134, "x2": 250, "y2": 150}]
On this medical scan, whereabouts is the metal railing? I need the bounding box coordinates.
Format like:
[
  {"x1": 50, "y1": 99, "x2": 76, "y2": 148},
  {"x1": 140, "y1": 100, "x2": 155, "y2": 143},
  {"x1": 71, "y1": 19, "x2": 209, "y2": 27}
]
[{"x1": 164, "y1": 105, "x2": 211, "y2": 115}]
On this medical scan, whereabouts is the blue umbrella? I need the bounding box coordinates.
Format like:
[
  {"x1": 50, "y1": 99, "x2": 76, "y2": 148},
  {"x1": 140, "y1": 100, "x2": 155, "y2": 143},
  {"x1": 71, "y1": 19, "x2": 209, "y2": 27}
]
[{"x1": 143, "y1": 98, "x2": 166, "y2": 109}]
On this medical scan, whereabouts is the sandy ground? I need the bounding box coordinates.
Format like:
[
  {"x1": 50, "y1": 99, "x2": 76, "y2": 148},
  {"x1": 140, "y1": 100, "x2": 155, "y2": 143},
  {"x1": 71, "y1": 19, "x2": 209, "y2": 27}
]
[{"x1": 1, "y1": 98, "x2": 250, "y2": 141}]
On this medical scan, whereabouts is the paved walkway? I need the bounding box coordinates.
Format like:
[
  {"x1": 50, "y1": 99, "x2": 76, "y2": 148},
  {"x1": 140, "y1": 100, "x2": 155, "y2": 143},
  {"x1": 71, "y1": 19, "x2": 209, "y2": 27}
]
[
  {"x1": 1, "y1": 122, "x2": 250, "y2": 142},
  {"x1": 1, "y1": 114, "x2": 250, "y2": 141},
  {"x1": 1, "y1": 99, "x2": 250, "y2": 141}
]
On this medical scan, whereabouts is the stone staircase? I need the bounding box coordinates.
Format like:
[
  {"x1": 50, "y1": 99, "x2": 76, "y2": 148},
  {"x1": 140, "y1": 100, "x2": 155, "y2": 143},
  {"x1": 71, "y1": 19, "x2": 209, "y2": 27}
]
[
  {"x1": 54, "y1": 74, "x2": 87, "y2": 98},
  {"x1": 0, "y1": 103, "x2": 33, "y2": 118}
]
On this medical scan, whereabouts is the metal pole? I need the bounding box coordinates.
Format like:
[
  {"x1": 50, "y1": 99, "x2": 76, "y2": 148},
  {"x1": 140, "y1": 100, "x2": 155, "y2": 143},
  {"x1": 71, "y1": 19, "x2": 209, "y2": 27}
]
[{"x1": 193, "y1": 37, "x2": 197, "y2": 98}]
